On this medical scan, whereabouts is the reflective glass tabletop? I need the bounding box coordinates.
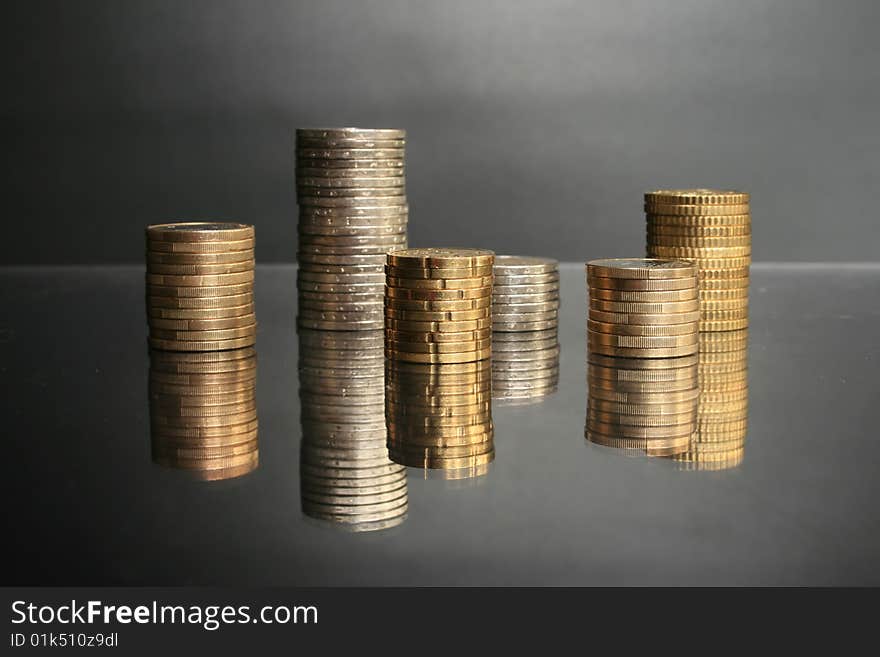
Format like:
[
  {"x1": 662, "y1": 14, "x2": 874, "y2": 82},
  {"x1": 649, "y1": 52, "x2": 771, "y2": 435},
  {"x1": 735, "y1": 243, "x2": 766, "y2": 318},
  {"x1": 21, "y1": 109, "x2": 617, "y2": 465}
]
[{"x1": 3, "y1": 263, "x2": 879, "y2": 585}]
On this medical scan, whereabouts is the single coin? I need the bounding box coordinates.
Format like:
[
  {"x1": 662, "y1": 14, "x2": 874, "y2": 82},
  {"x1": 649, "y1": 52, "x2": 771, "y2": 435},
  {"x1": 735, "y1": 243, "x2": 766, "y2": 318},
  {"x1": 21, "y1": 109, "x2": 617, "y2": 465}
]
[
  {"x1": 297, "y1": 271, "x2": 385, "y2": 285},
  {"x1": 145, "y1": 271, "x2": 255, "y2": 287},
  {"x1": 297, "y1": 173, "x2": 405, "y2": 188},
  {"x1": 149, "y1": 347, "x2": 255, "y2": 365},
  {"x1": 298, "y1": 232, "x2": 407, "y2": 247},
  {"x1": 587, "y1": 331, "x2": 697, "y2": 348},
  {"x1": 386, "y1": 275, "x2": 493, "y2": 289},
  {"x1": 590, "y1": 385, "x2": 700, "y2": 404},
  {"x1": 149, "y1": 314, "x2": 257, "y2": 331},
  {"x1": 388, "y1": 450, "x2": 495, "y2": 470},
  {"x1": 298, "y1": 224, "x2": 406, "y2": 239},
  {"x1": 700, "y1": 288, "x2": 750, "y2": 301},
  {"x1": 587, "y1": 275, "x2": 697, "y2": 291},
  {"x1": 644, "y1": 212, "x2": 751, "y2": 226},
  {"x1": 491, "y1": 344, "x2": 559, "y2": 360},
  {"x1": 298, "y1": 194, "x2": 407, "y2": 208},
  {"x1": 150, "y1": 408, "x2": 258, "y2": 427},
  {"x1": 297, "y1": 147, "x2": 404, "y2": 159},
  {"x1": 643, "y1": 202, "x2": 750, "y2": 216},
  {"x1": 587, "y1": 396, "x2": 698, "y2": 416},
  {"x1": 296, "y1": 317, "x2": 383, "y2": 331},
  {"x1": 148, "y1": 336, "x2": 256, "y2": 351},
  {"x1": 648, "y1": 245, "x2": 752, "y2": 258},
  {"x1": 147, "y1": 260, "x2": 254, "y2": 275},
  {"x1": 296, "y1": 127, "x2": 406, "y2": 140},
  {"x1": 296, "y1": 135, "x2": 405, "y2": 149},
  {"x1": 296, "y1": 166, "x2": 404, "y2": 179},
  {"x1": 492, "y1": 319, "x2": 558, "y2": 331},
  {"x1": 588, "y1": 309, "x2": 701, "y2": 325},
  {"x1": 644, "y1": 189, "x2": 749, "y2": 205},
  {"x1": 700, "y1": 307, "x2": 749, "y2": 320},
  {"x1": 587, "y1": 319, "x2": 697, "y2": 336},
  {"x1": 492, "y1": 284, "x2": 560, "y2": 298},
  {"x1": 700, "y1": 276, "x2": 750, "y2": 290},
  {"x1": 146, "y1": 222, "x2": 254, "y2": 243},
  {"x1": 386, "y1": 265, "x2": 494, "y2": 279},
  {"x1": 386, "y1": 348, "x2": 491, "y2": 364},
  {"x1": 149, "y1": 325, "x2": 256, "y2": 341},
  {"x1": 700, "y1": 298, "x2": 749, "y2": 311},
  {"x1": 146, "y1": 282, "x2": 253, "y2": 298},
  {"x1": 384, "y1": 307, "x2": 490, "y2": 321},
  {"x1": 586, "y1": 432, "x2": 691, "y2": 454},
  {"x1": 149, "y1": 303, "x2": 254, "y2": 320},
  {"x1": 648, "y1": 254, "x2": 752, "y2": 270},
  {"x1": 492, "y1": 336, "x2": 557, "y2": 352},
  {"x1": 647, "y1": 223, "x2": 752, "y2": 237},
  {"x1": 147, "y1": 238, "x2": 254, "y2": 254},
  {"x1": 297, "y1": 186, "x2": 405, "y2": 200},
  {"x1": 297, "y1": 252, "x2": 389, "y2": 265},
  {"x1": 492, "y1": 300, "x2": 559, "y2": 314},
  {"x1": 588, "y1": 343, "x2": 697, "y2": 358},
  {"x1": 299, "y1": 204, "x2": 408, "y2": 219},
  {"x1": 385, "y1": 359, "x2": 491, "y2": 375},
  {"x1": 387, "y1": 248, "x2": 495, "y2": 268},
  {"x1": 493, "y1": 255, "x2": 558, "y2": 275},
  {"x1": 385, "y1": 286, "x2": 491, "y2": 301},
  {"x1": 493, "y1": 272, "x2": 560, "y2": 286},
  {"x1": 588, "y1": 352, "x2": 698, "y2": 369},
  {"x1": 587, "y1": 409, "x2": 697, "y2": 427},
  {"x1": 298, "y1": 281, "x2": 384, "y2": 295},
  {"x1": 590, "y1": 287, "x2": 696, "y2": 302},
  {"x1": 586, "y1": 258, "x2": 696, "y2": 280},
  {"x1": 589, "y1": 298, "x2": 700, "y2": 314},
  {"x1": 385, "y1": 297, "x2": 491, "y2": 311},
  {"x1": 588, "y1": 374, "x2": 696, "y2": 393},
  {"x1": 696, "y1": 266, "x2": 752, "y2": 279}
]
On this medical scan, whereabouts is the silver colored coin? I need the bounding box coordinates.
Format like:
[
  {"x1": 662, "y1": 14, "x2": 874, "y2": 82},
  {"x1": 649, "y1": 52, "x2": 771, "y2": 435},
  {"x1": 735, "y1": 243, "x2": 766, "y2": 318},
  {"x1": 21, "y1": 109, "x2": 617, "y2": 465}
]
[
  {"x1": 494, "y1": 255, "x2": 559, "y2": 275},
  {"x1": 297, "y1": 253, "x2": 389, "y2": 266},
  {"x1": 493, "y1": 292, "x2": 560, "y2": 304},
  {"x1": 493, "y1": 282, "x2": 560, "y2": 295},
  {"x1": 492, "y1": 328, "x2": 558, "y2": 342},
  {"x1": 297, "y1": 281, "x2": 385, "y2": 295},
  {"x1": 297, "y1": 186, "x2": 405, "y2": 199},
  {"x1": 297, "y1": 318, "x2": 385, "y2": 331},
  {"x1": 296, "y1": 166, "x2": 404, "y2": 179},
  {"x1": 492, "y1": 301, "x2": 560, "y2": 314},
  {"x1": 491, "y1": 338, "x2": 559, "y2": 353},
  {"x1": 493, "y1": 273, "x2": 560, "y2": 286}
]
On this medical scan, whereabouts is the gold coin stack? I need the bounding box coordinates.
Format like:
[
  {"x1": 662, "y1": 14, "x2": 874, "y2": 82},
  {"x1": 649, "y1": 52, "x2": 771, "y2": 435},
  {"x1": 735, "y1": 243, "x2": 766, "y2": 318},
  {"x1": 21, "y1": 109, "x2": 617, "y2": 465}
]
[
  {"x1": 644, "y1": 189, "x2": 750, "y2": 332},
  {"x1": 385, "y1": 359, "x2": 494, "y2": 476},
  {"x1": 298, "y1": 329, "x2": 408, "y2": 531},
  {"x1": 296, "y1": 128, "x2": 408, "y2": 331},
  {"x1": 492, "y1": 256, "x2": 560, "y2": 404},
  {"x1": 585, "y1": 259, "x2": 700, "y2": 456},
  {"x1": 384, "y1": 248, "x2": 495, "y2": 364},
  {"x1": 672, "y1": 330, "x2": 748, "y2": 470},
  {"x1": 146, "y1": 222, "x2": 257, "y2": 351},
  {"x1": 148, "y1": 348, "x2": 259, "y2": 480}
]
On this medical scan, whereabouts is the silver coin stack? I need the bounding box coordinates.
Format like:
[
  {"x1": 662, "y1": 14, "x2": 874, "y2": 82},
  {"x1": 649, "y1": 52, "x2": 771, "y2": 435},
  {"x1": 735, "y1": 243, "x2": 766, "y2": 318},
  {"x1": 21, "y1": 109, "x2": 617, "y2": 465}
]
[
  {"x1": 491, "y1": 256, "x2": 561, "y2": 403},
  {"x1": 298, "y1": 329, "x2": 408, "y2": 531},
  {"x1": 296, "y1": 128, "x2": 408, "y2": 331}
]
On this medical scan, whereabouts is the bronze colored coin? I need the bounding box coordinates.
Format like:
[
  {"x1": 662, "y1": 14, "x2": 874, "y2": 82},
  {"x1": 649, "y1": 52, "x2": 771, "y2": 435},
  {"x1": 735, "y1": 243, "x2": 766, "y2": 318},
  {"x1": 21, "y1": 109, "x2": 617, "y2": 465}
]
[
  {"x1": 385, "y1": 429, "x2": 493, "y2": 449},
  {"x1": 152, "y1": 438, "x2": 258, "y2": 460},
  {"x1": 148, "y1": 336, "x2": 256, "y2": 351},
  {"x1": 146, "y1": 222, "x2": 254, "y2": 242},
  {"x1": 492, "y1": 319, "x2": 558, "y2": 331},
  {"x1": 149, "y1": 325, "x2": 256, "y2": 341},
  {"x1": 388, "y1": 448, "x2": 494, "y2": 468},
  {"x1": 153, "y1": 450, "x2": 259, "y2": 471},
  {"x1": 297, "y1": 186, "x2": 405, "y2": 199},
  {"x1": 386, "y1": 265, "x2": 494, "y2": 280},
  {"x1": 151, "y1": 396, "x2": 256, "y2": 414},
  {"x1": 384, "y1": 307, "x2": 490, "y2": 321},
  {"x1": 147, "y1": 282, "x2": 253, "y2": 298},
  {"x1": 700, "y1": 328, "x2": 749, "y2": 344},
  {"x1": 385, "y1": 328, "x2": 491, "y2": 343},
  {"x1": 589, "y1": 364, "x2": 696, "y2": 383},
  {"x1": 149, "y1": 347, "x2": 255, "y2": 365},
  {"x1": 147, "y1": 238, "x2": 254, "y2": 254},
  {"x1": 588, "y1": 374, "x2": 696, "y2": 393},
  {"x1": 150, "y1": 378, "x2": 256, "y2": 396},
  {"x1": 648, "y1": 244, "x2": 751, "y2": 258},
  {"x1": 389, "y1": 401, "x2": 491, "y2": 418},
  {"x1": 588, "y1": 331, "x2": 697, "y2": 349},
  {"x1": 700, "y1": 308, "x2": 749, "y2": 321},
  {"x1": 588, "y1": 309, "x2": 701, "y2": 325},
  {"x1": 589, "y1": 298, "x2": 700, "y2": 314},
  {"x1": 644, "y1": 189, "x2": 749, "y2": 205},
  {"x1": 589, "y1": 342, "x2": 697, "y2": 358},
  {"x1": 297, "y1": 134, "x2": 405, "y2": 148},
  {"x1": 493, "y1": 255, "x2": 558, "y2": 275},
  {"x1": 146, "y1": 250, "x2": 254, "y2": 266},
  {"x1": 147, "y1": 260, "x2": 254, "y2": 275},
  {"x1": 385, "y1": 286, "x2": 491, "y2": 301},
  {"x1": 588, "y1": 352, "x2": 698, "y2": 369},
  {"x1": 649, "y1": 254, "x2": 752, "y2": 269},
  {"x1": 647, "y1": 223, "x2": 751, "y2": 237},
  {"x1": 644, "y1": 212, "x2": 751, "y2": 226},
  {"x1": 386, "y1": 275, "x2": 493, "y2": 290},
  {"x1": 297, "y1": 147, "x2": 404, "y2": 159},
  {"x1": 643, "y1": 202, "x2": 749, "y2": 216},
  {"x1": 149, "y1": 313, "x2": 257, "y2": 331},
  {"x1": 149, "y1": 303, "x2": 254, "y2": 320},
  {"x1": 587, "y1": 258, "x2": 696, "y2": 280},
  {"x1": 700, "y1": 277, "x2": 750, "y2": 291},
  {"x1": 700, "y1": 288, "x2": 750, "y2": 301},
  {"x1": 590, "y1": 287, "x2": 696, "y2": 302},
  {"x1": 296, "y1": 165, "x2": 404, "y2": 179},
  {"x1": 389, "y1": 338, "x2": 491, "y2": 354},
  {"x1": 387, "y1": 347, "x2": 491, "y2": 364},
  {"x1": 587, "y1": 275, "x2": 697, "y2": 291},
  {"x1": 385, "y1": 296, "x2": 491, "y2": 311},
  {"x1": 700, "y1": 298, "x2": 749, "y2": 311},
  {"x1": 587, "y1": 319, "x2": 697, "y2": 336},
  {"x1": 152, "y1": 428, "x2": 258, "y2": 448},
  {"x1": 590, "y1": 385, "x2": 700, "y2": 404},
  {"x1": 587, "y1": 409, "x2": 696, "y2": 427},
  {"x1": 387, "y1": 248, "x2": 495, "y2": 268},
  {"x1": 146, "y1": 271, "x2": 255, "y2": 287},
  {"x1": 386, "y1": 440, "x2": 493, "y2": 460},
  {"x1": 151, "y1": 408, "x2": 258, "y2": 427},
  {"x1": 696, "y1": 266, "x2": 751, "y2": 280},
  {"x1": 586, "y1": 420, "x2": 695, "y2": 438},
  {"x1": 586, "y1": 432, "x2": 690, "y2": 455},
  {"x1": 297, "y1": 127, "x2": 406, "y2": 140},
  {"x1": 648, "y1": 235, "x2": 752, "y2": 248},
  {"x1": 385, "y1": 359, "x2": 491, "y2": 374}
]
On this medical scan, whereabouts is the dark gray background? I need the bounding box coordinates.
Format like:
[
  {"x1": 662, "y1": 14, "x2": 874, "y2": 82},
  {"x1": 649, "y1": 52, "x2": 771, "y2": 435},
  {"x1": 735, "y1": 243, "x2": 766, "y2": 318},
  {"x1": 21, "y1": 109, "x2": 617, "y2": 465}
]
[{"x1": 3, "y1": 0, "x2": 879, "y2": 265}]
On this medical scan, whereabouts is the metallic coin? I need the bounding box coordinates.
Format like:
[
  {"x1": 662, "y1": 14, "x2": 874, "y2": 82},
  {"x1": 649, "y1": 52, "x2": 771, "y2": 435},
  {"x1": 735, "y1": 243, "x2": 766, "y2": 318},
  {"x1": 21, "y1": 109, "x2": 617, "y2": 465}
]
[
  {"x1": 146, "y1": 222, "x2": 254, "y2": 242},
  {"x1": 147, "y1": 282, "x2": 253, "y2": 298},
  {"x1": 644, "y1": 189, "x2": 749, "y2": 205},
  {"x1": 297, "y1": 271, "x2": 385, "y2": 284},
  {"x1": 385, "y1": 297, "x2": 491, "y2": 312},
  {"x1": 149, "y1": 303, "x2": 255, "y2": 320},
  {"x1": 648, "y1": 234, "x2": 752, "y2": 248},
  {"x1": 385, "y1": 359, "x2": 491, "y2": 374},
  {"x1": 385, "y1": 286, "x2": 491, "y2": 301},
  {"x1": 388, "y1": 449, "x2": 495, "y2": 470},
  {"x1": 587, "y1": 319, "x2": 697, "y2": 336},
  {"x1": 585, "y1": 420, "x2": 695, "y2": 438},
  {"x1": 386, "y1": 266, "x2": 494, "y2": 281},
  {"x1": 151, "y1": 408, "x2": 258, "y2": 428},
  {"x1": 700, "y1": 288, "x2": 750, "y2": 302},
  {"x1": 153, "y1": 449, "x2": 259, "y2": 471},
  {"x1": 493, "y1": 255, "x2": 558, "y2": 275},
  {"x1": 389, "y1": 338, "x2": 491, "y2": 354},
  {"x1": 588, "y1": 343, "x2": 698, "y2": 358},
  {"x1": 589, "y1": 298, "x2": 700, "y2": 314},
  {"x1": 387, "y1": 248, "x2": 495, "y2": 268},
  {"x1": 647, "y1": 224, "x2": 752, "y2": 238},
  {"x1": 492, "y1": 328, "x2": 558, "y2": 342},
  {"x1": 587, "y1": 275, "x2": 697, "y2": 291},
  {"x1": 588, "y1": 375, "x2": 696, "y2": 393},
  {"x1": 149, "y1": 325, "x2": 256, "y2": 342},
  {"x1": 493, "y1": 272, "x2": 560, "y2": 286},
  {"x1": 590, "y1": 384, "x2": 700, "y2": 404},
  {"x1": 298, "y1": 299, "x2": 384, "y2": 313},
  {"x1": 647, "y1": 253, "x2": 752, "y2": 269},
  {"x1": 298, "y1": 146, "x2": 404, "y2": 159},
  {"x1": 296, "y1": 166, "x2": 404, "y2": 179},
  {"x1": 298, "y1": 194, "x2": 407, "y2": 208},
  {"x1": 646, "y1": 213, "x2": 751, "y2": 227},
  {"x1": 152, "y1": 428, "x2": 259, "y2": 449},
  {"x1": 150, "y1": 379, "x2": 256, "y2": 397},
  {"x1": 590, "y1": 287, "x2": 697, "y2": 302},
  {"x1": 586, "y1": 258, "x2": 696, "y2": 280},
  {"x1": 299, "y1": 204, "x2": 408, "y2": 219},
  {"x1": 148, "y1": 336, "x2": 256, "y2": 351},
  {"x1": 492, "y1": 319, "x2": 558, "y2": 332},
  {"x1": 385, "y1": 275, "x2": 493, "y2": 290},
  {"x1": 491, "y1": 344, "x2": 558, "y2": 360},
  {"x1": 386, "y1": 347, "x2": 491, "y2": 364},
  {"x1": 149, "y1": 362, "x2": 257, "y2": 378},
  {"x1": 643, "y1": 202, "x2": 750, "y2": 216},
  {"x1": 297, "y1": 174, "x2": 405, "y2": 188},
  {"x1": 298, "y1": 232, "x2": 407, "y2": 247},
  {"x1": 297, "y1": 186, "x2": 405, "y2": 199},
  {"x1": 152, "y1": 438, "x2": 258, "y2": 460},
  {"x1": 648, "y1": 245, "x2": 752, "y2": 258},
  {"x1": 493, "y1": 301, "x2": 559, "y2": 315},
  {"x1": 492, "y1": 336, "x2": 557, "y2": 352},
  {"x1": 588, "y1": 331, "x2": 697, "y2": 349},
  {"x1": 145, "y1": 271, "x2": 255, "y2": 287},
  {"x1": 147, "y1": 260, "x2": 255, "y2": 275},
  {"x1": 700, "y1": 298, "x2": 749, "y2": 312},
  {"x1": 146, "y1": 250, "x2": 254, "y2": 265},
  {"x1": 492, "y1": 284, "x2": 560, "y2": 298},
  {"x1": 297, "y1": 135, "x2": 405, "y2": 149},
  {"x1": 494, "y1": 292, "x2": 560, "y2": 307},
  {"x1": 588, "y1": 309, "x2": 701, "y2": 325},
  {"x1": 589, "y1": 352, "x2": 698, "y2": 369},
  {"x1": 386, "y1": 440, "x2": 493, "y2": 460},
  {"x1": 385, "y1": 328, "x2": 491, "y2": 343},
  {"x1": 587, "y1": 409, "x2": 697, "y2": 427},
  {"x1": 297, "y1": 252, "x2": 389, "y2": 265},
  {"x1": 298, "y1": 282, "x2": 384, "y2": 295},
  {"x1": 296, "y1": 318, "x2": 384, "y2": 331},
  {"x1": 696, "y1": 266, "x2": 751, "y2": 280},
  {"x1": 586, "y1": 431, "x2": 690, "y2": 455},
  {"x1": 149, "y1": 314, "x2": 257, "y2": 331},
  {"x1": 297, "y1": 127, "x2": 405, "y2": 140},
  {"x1": 147, "y1": 238, "x2": 254, "y2": 254},
  {"x1": 298, "y1": 224, "x2": 406, "y2": 239},
  {"x1": 384, "y1": 307, "x2": 490, "y2": 321},
  {"x1": 492, "y1": 358, "x2": 558, "y2": 372}
]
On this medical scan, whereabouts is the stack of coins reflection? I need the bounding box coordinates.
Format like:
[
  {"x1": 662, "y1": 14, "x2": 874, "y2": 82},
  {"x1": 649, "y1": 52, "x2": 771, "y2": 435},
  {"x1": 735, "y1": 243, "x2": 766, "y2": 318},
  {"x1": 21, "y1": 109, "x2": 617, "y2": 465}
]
[
  {"x1": 672, "y1": 330, "x2": 748, "y2": 469},
  {"x1": 148, "y1": 349, "x2": 259, "y2": 480},
  {"x1": 297, "y1": 329, "x2": 408, "y2": 531},
  {"x1": 145, "y1": 222, "x2": 258, "y2": 479},
  {"x1": 296, "y1": 128, "x2": 408, "y2": 331},
  {"x1": 384, "y1": 248, "x2": 495, "y2": 364},
  {"x1": 491, "y1": 256, "x2": 560, "y2": 404},
  {"x1": 585, "y1": 259, "x2": 700, "y2": 456},
  {"x1": 645, "y1": 189, "x2": 750, "y2": 332},
  {"x1": 385, "y1": 359, "x2": 494, "y2": 476},
  {"x1": 146, "y1": 223, "x2": 256, "y2": 351}
]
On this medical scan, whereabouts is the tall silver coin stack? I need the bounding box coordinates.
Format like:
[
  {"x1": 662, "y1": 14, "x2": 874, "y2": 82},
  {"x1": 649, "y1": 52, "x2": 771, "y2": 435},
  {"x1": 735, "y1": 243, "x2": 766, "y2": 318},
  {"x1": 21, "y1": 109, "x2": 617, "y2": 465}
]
[
  {"x1": 296, "y1": 128, "x2": 408, "y2": 331},
  {"x1": 491, "y1": 256, "x2": 561, "y2": 403},
  {"x1": 298, "y1": 329, "x2": 408, "y2": 531}
]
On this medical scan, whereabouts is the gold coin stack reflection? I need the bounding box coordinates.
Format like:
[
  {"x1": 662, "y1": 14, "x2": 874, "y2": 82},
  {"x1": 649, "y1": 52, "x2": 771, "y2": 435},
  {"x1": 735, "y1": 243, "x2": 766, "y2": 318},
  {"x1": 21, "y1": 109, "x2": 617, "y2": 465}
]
[
  {"x1": 673, "y1": 330, "x2": 748, "y2": 469},
  {"x1": 298, "y1": 329, "x2": 408, "y2": 530},
  {"x1": 145, "y1": 222, "x2": 258, "y2": 479},
  {"x1": 148, "y1": 349, "x2": 259, "y2": 480},
  {"x1": 385, "y1": 360, "x2": 494, "y2": 476},
  {"x1": 491, "y1": 256, "x2": 560, "y2": 404},
  {"x1": 586, "y1": 259, "x2": 700, "y2": 457}
]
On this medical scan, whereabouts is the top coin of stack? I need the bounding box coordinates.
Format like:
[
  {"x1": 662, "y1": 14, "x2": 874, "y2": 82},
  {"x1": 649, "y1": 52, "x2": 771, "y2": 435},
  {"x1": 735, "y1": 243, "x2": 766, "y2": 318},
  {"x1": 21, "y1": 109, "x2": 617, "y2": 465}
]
[
  {"x1": 492, "y1": 256, "x2": 560, "y2": 332},
  {"x1": 146, "y1": 222, "x2": 257, "y2": 351},
  {"x1": 644, "y1": 189, "x2": 751, "y2": 331},
  {"x1": 296, "y1": 128, "x2": 408, "y2": 331},
  {"x1": 384, "y1": 248, "x2": 495, "y2": 364},
  {"x1": 585, "y1": 258, "x2": 700, "y2": 456}
]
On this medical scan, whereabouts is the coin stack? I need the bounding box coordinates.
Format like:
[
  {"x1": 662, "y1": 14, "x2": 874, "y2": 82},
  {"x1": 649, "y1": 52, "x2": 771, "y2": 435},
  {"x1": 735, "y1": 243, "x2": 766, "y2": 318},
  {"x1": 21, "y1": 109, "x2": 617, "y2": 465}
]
[
  {"x1": 146, "y1": 222, "x2": 257, "y2": 350},
  {"x1": 148, "y1": 348, "x2": 259, "y2": 480},
  {"x1": 585, "y1": 259, "x2": 700, "y2": 456},
  {"x1": 385, "y1": 359, "x2": 494, "y2": 476},
  {"x1": 673, "y1": 330, "x2": 748, "y2": 470},
  {"x1": 492, "y1": 256, "x2": 561, "y2": 404},
  {"x1": 296, "y1": 128, "x2": 408, "y2": 331},
  {"x1": 644, "y1": 189, "x2": 750, "y2": 332},
  {"x1": 384, "y1": 248, "x2": 495, "y2": 364},
  {"x1": 298, "y1": 329, "x2": 408, "y2": 531}
]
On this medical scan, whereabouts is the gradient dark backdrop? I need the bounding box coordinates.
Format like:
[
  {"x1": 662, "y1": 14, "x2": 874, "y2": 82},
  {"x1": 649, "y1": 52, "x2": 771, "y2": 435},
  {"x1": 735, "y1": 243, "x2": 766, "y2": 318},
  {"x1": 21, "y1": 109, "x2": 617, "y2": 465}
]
[{"x1": 3, "y1": 0, "x2": 879, "y2": 264}]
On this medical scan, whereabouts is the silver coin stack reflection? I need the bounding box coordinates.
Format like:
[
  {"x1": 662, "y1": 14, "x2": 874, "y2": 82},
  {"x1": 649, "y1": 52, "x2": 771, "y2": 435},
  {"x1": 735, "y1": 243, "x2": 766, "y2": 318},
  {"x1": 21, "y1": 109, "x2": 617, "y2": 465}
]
[
  {"x1": 296, "y1": 128, "x2": 408, "y2": 331},
  {"x1": 491, "y1": 256, "x2": 560, "y2": 403},
  {"x1": 298, "y1": 329, "x2": 407, "y2": 531}
]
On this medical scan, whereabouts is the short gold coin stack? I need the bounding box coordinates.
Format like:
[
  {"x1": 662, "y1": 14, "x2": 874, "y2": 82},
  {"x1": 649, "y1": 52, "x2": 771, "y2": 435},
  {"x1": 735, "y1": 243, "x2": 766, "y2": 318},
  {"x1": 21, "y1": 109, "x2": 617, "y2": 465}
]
[
  {"x1": 384, "y1": 248, "x2": 495, "y2": 364},
  {"x1": 296, "y1": 128, "x2": 408, "y2": 331},
  {"x1": 585, "y1": 259, "x2": 700, "y2": 456},
  {"x1": 297, "y1": 329, "x2": 408, "y2": 531},
  {"x1": 145, "y1": 222, "x2": 258, "y2": 479},
  {"x1": 385, "y1": 359, "x2": 494, "y2": 476},
  {"x1": 491, "y1": 256, "x2": 561, "y2": 404}
]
